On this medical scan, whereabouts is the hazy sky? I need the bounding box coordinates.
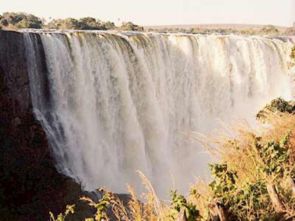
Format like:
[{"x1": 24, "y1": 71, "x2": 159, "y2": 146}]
[{"x1": 0, "y1": 0, "x2": 294, "y2": 26}]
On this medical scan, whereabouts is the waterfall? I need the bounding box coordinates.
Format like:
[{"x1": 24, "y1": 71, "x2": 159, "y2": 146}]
[{"x1": 23, "y1": 31, "x2": 293, "y2": 195}]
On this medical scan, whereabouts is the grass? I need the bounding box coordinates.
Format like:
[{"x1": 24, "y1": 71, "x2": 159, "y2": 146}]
[{"x1": 49, "y1": 98, "x2": 295, "y2": 221}]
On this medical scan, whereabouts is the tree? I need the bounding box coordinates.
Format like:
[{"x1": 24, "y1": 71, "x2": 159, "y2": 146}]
[
  {"x1": 260, "y1": 25, "x2": 279, "y2": 35},
  {"x1": 79, "y1": 17, "x2": 104, "y2": 30},
  {"x1": 46, "y1": 18, "x2": 80, "y2": 30},
  {"x1": 46, "y1": 17, "x2": 116, "y2": 30},
  {"x1": 102, "y1": 21, "x2": 116, "y2": 30},
  {"x1": 120, "y1": 22, "x2": 144, "y2": 31},
  {"x1": 0, "y1": 12, "x2": 43, "y2": 29}
]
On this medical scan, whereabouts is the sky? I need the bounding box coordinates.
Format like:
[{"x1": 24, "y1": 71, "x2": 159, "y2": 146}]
[{"x1": 0, "y1": 0, "x2": 294, "y2": 26}]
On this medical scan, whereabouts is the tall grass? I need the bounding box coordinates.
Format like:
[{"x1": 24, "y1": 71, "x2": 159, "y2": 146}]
[{"x1": 50, "y1": 98, "x2": 295, "y2": 220}]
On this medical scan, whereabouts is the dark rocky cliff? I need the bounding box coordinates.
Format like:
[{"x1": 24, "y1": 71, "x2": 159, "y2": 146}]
[{"x1": 0, "y1": 30, "x2": 83, "y2": 221}]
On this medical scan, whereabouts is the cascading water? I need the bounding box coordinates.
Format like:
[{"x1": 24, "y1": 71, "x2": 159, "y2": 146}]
[{"x1": 23, "y1": 31, "x2": 293, "y2": 195}]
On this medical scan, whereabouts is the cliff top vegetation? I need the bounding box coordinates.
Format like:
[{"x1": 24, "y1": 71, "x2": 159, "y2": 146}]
[
  {"x1": 0, "y1": 12, "x2": 294, "y2": 36},
  {"x1": 0, "y1": 12, "x2": 143, "y2": 31}
]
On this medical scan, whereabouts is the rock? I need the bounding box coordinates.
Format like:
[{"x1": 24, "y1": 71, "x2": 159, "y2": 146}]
[{"x1": 0, "y1": 30, "x2": 83, "y2": 221}]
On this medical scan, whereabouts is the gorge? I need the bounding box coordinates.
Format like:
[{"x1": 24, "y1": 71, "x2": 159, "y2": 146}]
[{"x1": 0, "y1": 30, "x2": 294, "y2": 219}]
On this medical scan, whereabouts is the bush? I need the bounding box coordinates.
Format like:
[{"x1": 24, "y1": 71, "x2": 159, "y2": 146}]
[
  {"x1": 0, "y1": 12, "x2": 118, "y2": 31},
  {"x1": 120, "y1": 22, "x2": 144, "y2": 31},
  {"x1": 260, "y1": 25, "x2": 279, "y2": 35},
  {"x1": 46, "y1": 17, "x2": 116, "y2": 30},
  {"x1": 47, "y1": 18, "x2": 80, "y2": 30},
  {"x1": 0, "y1": 12, "x2": 43, "y2": 29},
  {"x1": 256, "y1": 98, "x2": 295, "y2": 121},
  {"x1": 169, "y1": 190, "x2": 200, "y2": 221}
]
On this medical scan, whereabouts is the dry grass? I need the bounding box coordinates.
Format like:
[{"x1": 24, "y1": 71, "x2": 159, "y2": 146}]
[
  {"x1": 189, "y1": 180, "x2": 213, "y2": 220},
  {"x1": 135, "y1": 171, "x2": 171, "y2": 221},
  {"x1": 121, "y1": 110, "x2": 295, "y2": 220},
  {"x1": 51, "y1": 100, "x2": 295, "y2": 220},
  {"x1": 190, "y1": 109, "x2": 295, "y2": 219}
]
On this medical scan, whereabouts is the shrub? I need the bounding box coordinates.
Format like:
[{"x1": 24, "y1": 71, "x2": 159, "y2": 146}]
[
  {"x1": 120, "y1": 22, "x2": 144, "y2": 31},
  {"x1": 0, "y1": 12, "x2": 43, "y2": 29},
  {"x1": 46, "y1": 18, "x2": 80, "y2": 30},
  {"x1": 256, "y1": 98, "x2": 295, "y2": 120},
  {"x1": 0, "y1": 12, "x2": 118, "y2": 31},
  {"x1": 169, "y1": 190, "x2": 200, "y2": 221},
  {"x1": 46, "y1": 17, "x2": 116, "y2": 30},
  {"x1": 260, "y1": 25, "x2": 279, "y2": 35},
  {"x1": 49, "y1": 204, "x2": 75, "y2": 221}
]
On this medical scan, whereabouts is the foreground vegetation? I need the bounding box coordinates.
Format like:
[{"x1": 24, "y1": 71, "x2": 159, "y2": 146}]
[
  {"x1": 49, "y1": 97, "x2": 295, "y2": 221},
  {"x1": 0, "y1": 12, "x2": 294, "y2": 35}
]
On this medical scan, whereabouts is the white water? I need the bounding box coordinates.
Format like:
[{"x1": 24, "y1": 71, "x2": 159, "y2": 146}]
[{"x1": 23, "y1": 31, "x2": 292, "y2": 195}]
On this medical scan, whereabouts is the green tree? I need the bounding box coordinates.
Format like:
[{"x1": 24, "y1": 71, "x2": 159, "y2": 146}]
[
  {"x1": 120, "y1": 22, "x2": 144, "y2": 31},
  {"x1": 79, "y1": 17, "x2": 105, "y2": 30},
  {"x1": 46, "y1": 18, "x2": 80, "y2": 30},
  {"x1": 0, "y1": 12, "x2": 43, "y2": 29}
]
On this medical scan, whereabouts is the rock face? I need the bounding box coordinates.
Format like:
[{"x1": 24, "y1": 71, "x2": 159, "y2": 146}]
[{"x1": 0, "y1": 30, "x2": 83, "y2": 221}]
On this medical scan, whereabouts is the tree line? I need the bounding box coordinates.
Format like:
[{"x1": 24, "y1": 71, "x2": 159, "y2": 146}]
[
  {"x1": 2, "y1": 12, "x2": 295, "y2": 36},
  {"x1": 0, "y1": 12, "x2": 144, "y2": 31}
]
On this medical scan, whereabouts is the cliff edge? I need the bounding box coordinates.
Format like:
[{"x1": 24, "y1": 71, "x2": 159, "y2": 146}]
[{"x1": 0, "y1": 30, "x2": 83, "y2": 221}]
